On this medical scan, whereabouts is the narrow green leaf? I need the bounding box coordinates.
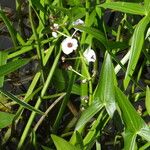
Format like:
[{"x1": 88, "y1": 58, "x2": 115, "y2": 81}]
[
  {"x1": 0, "y1": 10, "x2": 17, "y2": 47},
  {"x1": 75, "y1": 100, "x2": 103, "y2": 130},
  {"x1": 75, "y1": 25, "x2": 128, "y2": 50},
  {"x1": 0, "y1": 59, "x2": 30, "y2": 77},
  {"x1": 94, "y1": 53, "x2": 117, "y2": 117},
  {"x1": 124, "y1": 14, "x2": 150, "y2": 89},
  {"x1": 75, "y1": 25, "x2": 107, "y2": 47},
  {"x1": 145, "y1": 86, "x2": 150, "y2": 115},
  {"x1": 0, "y1": 111, "x2": 15, "y2": 128},
  {"x1": 0, "y1": 88, "x2": 44, "y2": 115},
  {"x1": 51, "y1": 134, "x2": 80, "y2": 150},
  {"x1": 31, "y1": 0, "x2": 47, "y2": 14},
  {"x1": 0, "y1": 51, "x2": 8, "y2": 87},
  {"x1": 100, "y1": 2, "x2": 147, "y2": 15}
]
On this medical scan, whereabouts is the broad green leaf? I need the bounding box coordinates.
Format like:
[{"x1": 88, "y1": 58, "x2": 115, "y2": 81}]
[
  {"x1": 0, "y1": 51, "x2": 7, "y2": 87},
  {"x1": 0, "y1": 88, "x2": 44, "y2": 115},
  {"x1": 123, "y1": 131, "x2": 137, "y2": 150},
  {"x1": 51, "y1": 134, "x2": 80, "y2": 150},
  {"x1": 115, "y1": 87, "x2": 150, "y2": 141},
  {"x1": 94, "y1": 53, "x2": 117, "y2": 117},
  {"x1": 75, "y1": 100, "x2": 103, "y2": 130},
  {"x1": 100, "y1": 2, "x2": 147, "y2": 16},
  {"x1": 124, "y1": 14, "x2": 150, "y2": 89},
  {"x1": 0, "y1": 59, "x2": 30, "y2": 77},
  {"x1": 145, "y1": 86, "x2": 150, "y2": 115},
  {"x1": 0, "y1": 111, "x2": 15, "y2": 128}
]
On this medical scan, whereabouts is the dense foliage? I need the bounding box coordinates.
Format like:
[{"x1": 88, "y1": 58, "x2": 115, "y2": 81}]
[{"x1": 0, "y1": 0, "x2": 150, "y2": 149}]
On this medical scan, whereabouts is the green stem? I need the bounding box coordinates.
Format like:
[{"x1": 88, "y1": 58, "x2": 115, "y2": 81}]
[
  {"x1": 29, "y1": 3, "x2": 45, "y2": 82},
  {"x1": 17, "y1": 48, "x2": 61, "y2": 149},
  {"x1": 52, "y1": 60, "x2": 80, "y2": 132}
]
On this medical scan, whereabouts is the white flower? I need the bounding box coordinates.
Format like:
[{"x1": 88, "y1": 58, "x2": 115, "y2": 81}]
[
  {"x1": 73, "y1": 19, "x2": 84, "y2": 32},
  {"x1": 61, "y1": 37, "x2": 78, "y2": 55},
  {"x1": 73, "y1": 19, "x2": 84, "y2": 26},
  {"x1": 83, "y1": 48, "x2": 96, "y2": 63},
  {"x1": 52, "y1": 31, "x2": 58, "y2": 38},
  {"x1": 53, "y1": 23, "x2": 59, "y2": 30}
]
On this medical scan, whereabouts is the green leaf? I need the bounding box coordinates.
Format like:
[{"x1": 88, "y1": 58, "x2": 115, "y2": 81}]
[
  {"x1": 51, "y1": 134, "x2": 80, "y2": 150},
  {"x1": 100, "y1": 2, "x2": 147, "y2": 15},
  {"x1": 94, "y1": 53, "x2": 117, "y2": 117},
  {"x1": 0, "y1": 59, "x2": 30, "y2": 77},
  {"x1": 145, "y1": 86, "x2": 150, "y2": 115},
  {"x1": 123, "y1": 131, "x2": 137, "y2": 150},
  {"x1": 68, "y1": 7, "x2": 86, "y2": 21},
  {"x1": 115, "y1": 87, "x2": 150, "y2": 141},
  {"x1": 75, "y1": 100, "x2": 103, "y2": 130},
  {"x1": 0, "y1": 111, "x2": 15, "y2": 128},
  {"x1": 144, "y1": 0, "x2": 150, "y2": 10},
  {"x1": 75, "y1": 25, "x2": 128, "y2": 50},
  {"x1": 0, "y1": 51, "x2": 8, "y2": 87},
  {"x1": 31, "y1": 0, "x2": 47, "y2": 14},
  {"x1": 75, "y1": 25, "x2": 107, "y2": 47},
  {"x1": 0, "y1": 88, "x2": 44, "y2": 115},
  {"x1": 0, "y1": 10, "x2": 17, "y2": 47},
  {"x1": 124, "y1": 14, "x2": 150, "y2": 89},
  {"x1": 53, "y1": 69, "x2": 81, "y2": 95}
]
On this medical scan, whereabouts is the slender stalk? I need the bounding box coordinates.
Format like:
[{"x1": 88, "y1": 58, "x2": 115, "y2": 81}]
[
  {"x1": 52, "y1": 60, "x2": 80, "y2": 132},
  {"x1": 17, "y1": 48, "x2": 61, "y2": 149},
  {"x1": 29, "y1": 3, "x2": 45, "y2": 82}
]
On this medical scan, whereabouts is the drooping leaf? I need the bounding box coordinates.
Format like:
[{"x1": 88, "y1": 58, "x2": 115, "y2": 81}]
[
  {"x1": 94, "y1": 53, "x2": 117, "y2": 117},
  {"x1": 51, "y1": 134, "x2": 80, "y2": 150},
  {"x1": 0, "y1": 111, "x2": 15, "y2": 128},
  {"x1": 100, "y1": 2, "x2": 147, "y2": 16},
  {"x1": 0, "y1": 88, "x2": 44, "y2": 115},
  {"x1": 0, "y1": 59, "x2": 30, "y2": 77},
  {"x1": 124, "y1": 14, "x2": 150, "y2": 89}
]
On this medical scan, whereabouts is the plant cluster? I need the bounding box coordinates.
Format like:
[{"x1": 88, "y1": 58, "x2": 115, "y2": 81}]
[{"x1": 0, "y1": 0, "x2": 150, "y2": 149}]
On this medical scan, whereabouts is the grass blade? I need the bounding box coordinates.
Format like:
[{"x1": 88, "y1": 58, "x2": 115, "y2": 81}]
[
  {"x1": 124, "y1": 14, "x2": 150, "y2": 89},
  {"x1": 100, "y1": 2, "x2": 147, "y2": 16},
  {"x1": 0, "y1": 51, "x2": 8, "y2": 87},
  {"x1": 0, "y1": 88, "x2": 44, "y2": 115}
]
